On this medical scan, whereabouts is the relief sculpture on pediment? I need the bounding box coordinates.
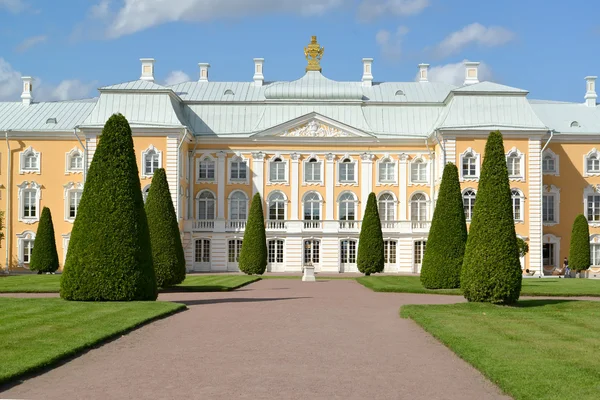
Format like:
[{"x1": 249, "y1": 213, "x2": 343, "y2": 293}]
[{"x1": 279, "y1": 120, "x2": 351, "y2": 138}]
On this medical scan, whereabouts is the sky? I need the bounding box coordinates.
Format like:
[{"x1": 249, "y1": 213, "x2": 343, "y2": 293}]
[{"x1": 0, "y1": 0, "x2": 599, "y2": 103}]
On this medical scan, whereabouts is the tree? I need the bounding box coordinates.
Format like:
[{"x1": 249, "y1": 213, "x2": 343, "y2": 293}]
[
  {"x1": 569, "y1": 214, "x2": 590, "y2": 274},
  {"x1": 460, "y1": 131, "x2": 522, "y2": 304},
  {"x1": 357, "y1": 192, "x2": 384, "y2": 276},
  {"x1": 238, "y1": 193, "x2": 267, "y2": 275},
  {"x1": 420, "y1": 163, "x2": 467, "y2": 289},
  {"x1": 60, "y1": 114, "x2": 157, "y2": 301},
  {"x1": 517, "y1": 237, "x2": 529, "y2": 259},
  {"x1": 29, "y1": 207, "x2": 59, "y2": 274},
  {"x1": 145, "y1": 168, "x2": 186, "y2": 288}
]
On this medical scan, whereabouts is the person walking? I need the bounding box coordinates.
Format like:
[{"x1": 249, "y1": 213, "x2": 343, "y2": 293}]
[{"x1": 564, "y1": 257, "x2": 570, "y2": 278}]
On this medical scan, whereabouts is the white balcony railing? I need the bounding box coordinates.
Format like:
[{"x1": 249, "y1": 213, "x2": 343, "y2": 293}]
[
  {"x1": 226, "y1": 219, "x2": 247, "y2": 231},
  {"x1": 338, "y1": 220, "x2": 361, "y2": 231},
  {"x1": 193, "y1": 220, "x2": 215, "y2": 231},
  {"x1": 303, "y1": 220, "x2": 323, "y2": 230},
  {"x1": 266, "y1": 220, "x2": 287, "y2": 230}
]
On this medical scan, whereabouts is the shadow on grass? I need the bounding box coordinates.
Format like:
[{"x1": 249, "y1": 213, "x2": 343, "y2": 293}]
[
  {"x1": 514, "y1": 299, "x2": 580, "y2": 308},
  {"x1": 176, "y1": 297, "x2": 311, "y2": 306},
  {"x1": 161, "y1": 278, "x2": 260, "y2": 293}
]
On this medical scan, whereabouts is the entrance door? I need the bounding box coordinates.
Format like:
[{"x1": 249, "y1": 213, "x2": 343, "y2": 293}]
[
  {"x1": 340, "y1": 239, "x2": 358, "y2": 272},
  {"x1": 227, "y1": 239, "x2": 243, "y2": 271},
  {"x1": 303, "y1": 239, "x2": 321, "y2": 272},
  {"x1": 414, "y1": 240, "x2": 427, "y2": 273},
  {"x1": 194, "y1": 239, "x2": 211, "y2": 272},
  {"x1": 267, "y1": 239, "x2": 284, "y2": 272},
  {"x1": 543, "y1": 243, "x2": 556, "y2": 275}
]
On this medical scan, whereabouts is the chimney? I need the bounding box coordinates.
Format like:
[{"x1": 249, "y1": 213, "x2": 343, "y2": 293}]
[
  {"x1": 463, "y1": 61, "x2": 480, "y2": 85},
  {"x1": 585, "y1": 76, "x2": 597, "y2": 107},
  {"x1": 21, "y1": 76, "x2": 33, "y2": 106},
  {"x1": 418, "y1": 63, "x2": 429, "y2": 82},
  {"x1": 198, "y1": 63, "x2": 210, "y2": 82},
  {"x1": 139, "y1": 58, "x2": 155, "y2": 82},
  {"x1": 362, "y1": 58, "x2": 373, "y2": 87},
  {"x1": 253, "y1": 58, "x2": 264, "y2": 86}
]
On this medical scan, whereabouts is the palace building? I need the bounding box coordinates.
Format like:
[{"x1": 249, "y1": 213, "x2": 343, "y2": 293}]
[{"x1": 1, "y1": 36, "x2": 600, "y2": 276}]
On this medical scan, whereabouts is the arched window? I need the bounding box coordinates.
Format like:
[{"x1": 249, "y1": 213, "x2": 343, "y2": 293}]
[
  {"x1": 304, "y1": 157, "x2": 322, "y2": 183},
  {"x1": 339, "y1": 157, "x2": 356, "y2": 183},
  {"x1": 197, "y1": 191, "x2": 216, "y2": 220},
  {"x1": 270, "y1": 157, "x2": 286, "y2": 182},
  {"x1": 410, "y1": 193, "x2": 427, "y2": 221},
  {"x1": 268, "y1": 192, "x2": 286, "y2": 220},
  {"x1": 462, "y1": 152, "x2": 477, "y2": 178},
  {"x1": 411, "y1": 159, "x2": 427, "y2": 183},
  {"x1": 198, "y1": 156, "x2": 216, "y2": 181},
  {"x1": 379, "y1": 158, "x2": 395, "y2": 183},
  {"x1": 463, "y1": 189, "x2": 476, "y2": 221},
  {"x1": 542, "y1": 154, "x2": 555, "y2": 174},
  {"x1": 20, "y1": 147, "x2": 40, "y2": 173},
  {"x1": 229, "y1": 156, "x2": 247, "y2": 182},
  {"x1": 338, "y1": 192, "x2": 357, "y2": 221},
  {"x1": 70, "y1": 151, "x2": 83, "y2": 171},
  {"x1": 229, "y1": 191, "x2": 248, "y2": 220},
  {"x1": 303, "y1": 192, "x2": 321, "y2": 221},
  {"x1": 587, "y1": 153, "x2": 600, "y2": 174},
  {"x1": 506, "y1": 151, "x2": 522, "y2": 178},
  {"x1": 378, "y1": 193, "x2": 395, "y2": 221},
  {"x1": 142, "y1": 185, "x2": 151, "y2": 203},
  {"x1": 142, "y1": 146, "x2": 161, "y2": 177},
  {"x1": 511, "y1": 189, "x2": 523, "y2": 221}
]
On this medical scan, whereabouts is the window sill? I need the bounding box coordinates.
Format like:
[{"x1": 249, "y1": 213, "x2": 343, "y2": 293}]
[
  {"x1": 543, "y1": 221, "x2": 559, "y2": 227},
  {"x1": 20, "y1": 218, "x2": 38, "y2": 225}
]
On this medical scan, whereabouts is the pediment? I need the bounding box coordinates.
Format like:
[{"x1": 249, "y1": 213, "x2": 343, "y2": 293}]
[{"x1": 252, "y1": 113, "x2": 372, "y2": 139}]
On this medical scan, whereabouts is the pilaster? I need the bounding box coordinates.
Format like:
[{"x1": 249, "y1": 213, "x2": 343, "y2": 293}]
[
  {"x1": 251, "y1": 151, "x2": 265, "y2": 198},
  {"x1": 528, "y1": 138, "x2": 542, "y2": 274},
  {"x1": 360, "y1": 152, "x2": 374, "y2": 216},
  {"x1": 325, "y1": 153, "x2": 335, "y2": 220},
  {"x1": 399, "y1": 153, "x2": 409, "y2": 220},
  {"x1": 290, "y1": 152, "x2": 300, "y2": 220},
  {"x1": 217, "y1": 151, "x2": 226, "y2": 220}
]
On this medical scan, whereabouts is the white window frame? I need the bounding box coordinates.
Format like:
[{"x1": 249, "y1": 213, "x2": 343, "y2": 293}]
[
  {"x1": 505, "y1": 147, "x2": 525, "y2": 181},
  {"x1": 228, "y1": 154, "x2": 249, "y2": 185},
  {"x1": 17, "y1": 181, "x2": 41, "y2": 224},
  {"x1": 142, "y1": 184, "x2": 151, "y2": 203},
  {"x1": 410, "y1": 192, "x2": 429, "y2": 222},
  {"x1": 337, "y1": 191, "x2": 358, "y2": 221},
  {"x1": 383, "y1": 239, "x2": 397, "y2": 265},
  {"x1": 584, "y1": 185, "x2": 600, "y2": 227},
  {"x1": 543, "y1": 234, "x2": 561, "y2": 271},
  {"x1": 378, "y1": 192, "x2": 397, "y2": 222},
  {"x1": 196, "y1": 153, "x2": 217, "y2": 184},
  {"x1": 302, "y1": 191, "x2": 323, "y2": 223},
  {"x1": 410, "y1": 156, "x2": 429, "y2": 185},
  {"x1": 377, "y1": 154, "x2": 397, "y2": 185},
  {"x1": 267, "y1": 191, "x2": 287, "y2": 221},
  {"x1": 196, "y1": 189, "x2": 216, "y2": 220},
  {"x1": 302, "y1": 154, "x2": 324, "y2": 185},
  {"x1": 413, "y1": 239, "x2": 427, "y2": 273},
  {"x1": 590, "y1": 235, "x2": 600, "y2": 267},
  {"x1": 340, "y1": 239, "x2": 358, "y2": 265},
  {"x1": 542, "y1": 149, "x2": 559, "y2": 176},
  {"x1": 65, "y1": 147, "x2": 84, "y2": 174},
  {"x1": 303, "y1": 239, "x2": 320, "y2": 265},
  {"x1": 459, "y1": 147, "x2": 481, "y2": 181},
  {"x1": 228, "y1": 190, "x2": 249, "y2": 221},
  {"x1": 337, "y1": 154, "x2": 358, "y2": 185},
  {"x1": 511, "y1": 188, "x2": 525, "y2": 223},
  {"x1": 227, "y1": 238, "x2": 243, "y2": 264},
  {"x1": 62, "y1": 233, "x2": 71, "y2": 265},
  {"x1": 194, "y1": 238, "x2": 211, "y2": 264},
  {"x1": 63, "y1": 182, "x2": 84, "y2": 223},
  {"x1": 268, "y1": 154, "x2": 289, "y2": 185},
  {"x1": 584, "y1": 148, "x2": 600, "y2": 177},
  {"x1": 542, "y1": 185, "x2": 560, "y2": 226},
  {"x1": 19, "y1": 146, "x2": 41, "y2": 174},
  {"x1": 141, "y1": 144, "x2": 162, "y2": 178},
  {"x1": 462, "y1": 188, "x2": 477, "y2": 222},
  {"x1": 267, "y1": 238, "x2": 285, "y2": 265},
  {"x1": 16, "y1": 230, "x2": 36, "y2": 267}
]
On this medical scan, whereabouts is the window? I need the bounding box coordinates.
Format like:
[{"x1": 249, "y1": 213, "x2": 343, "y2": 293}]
[
  {"x1": 20, "y1": 147, "x2": 40, "y2": 174},
  {"x1": 268, "y1": 192, "x2": 286, "y2": 220},
  {"x1": 411, "y1": 159, "x2": 427, "y2": 183},
  {"x1": 18, "y1": 181, "x2": 41, "y2": 223},
  {"x1": 542, "y1": 155, "x2": 555, "y2": 174},
  {"x1": 341, "y1": 239, "x2": 357, "y2": 264},
  {"x1": 198, "y1": 156, "x2": 216, "y2": 181},
  {"x1": 23, "y1": 190, "x2": 37, "y2": 218},
  {"x1": 378, "y1": 158, "x2": 395, "y2": 183},
  {"x1": 66, "y1": 148, "x2": 84, "y2": 173},
  {"x1": 23, "y1": 240, "x2": 34, "y2": 264},
  {"x1": 268, "y1": 239, "x2": 284, "y2": 263},
  {"x1": 195, "y1": 239, "x2": 210, "y2": 263},
  {"x1": 587, "y1": 194, "x2": 600, "y2": 222},
  {"x1": 463, "y1": 190, "x2": 476, "y2": 221},
  {"x1": 506, "y1": 150, "x2": 523, "y2": 179},
  {"x1": 228, "y1": 239, "x2": 243, "y2": 263},
  {"x1": 17, "y1": 231, "x2": 35, "y2": 266},
  {"x1": 229, "y1": 191, "x2": 248, "y2": 220},
  {"x1": 303, "y1": 192, "x2": 321, "y2": 222},
  {"x1": 304, "y1": 157, "x2": 322, "y2": 183},
  {"x1": 384, "y1": 240, "x2": 397, "y2": 264},
  {"x1": 68, "y1": 190, "x2": 82, "y2": 219},
  {"x1": 586, "y1": 150, "x2": 600, "y2": 174},
  {"x1": 410, "y1": 193, "x2": 427, "y2": 221},
  {"x1": 461, "y1": 151, "x2": 478, "y2": 179},
  {"x1": 230, "y1": 156, "x2": 247, "y2": 182},
  {"x1": 142, "y1": 185, "x2": 150, "y2": 203},
  {"x1": 270, "y1": 157, "x2": 286, "y2": 182},
  {"x1": 511, "y1": 189, "x2": 523, "y2": 221},
  {"x1": 197, "y1": 191, "x2": 216, "y2": 220},
  {"x1": 592, "y1": 242, "x2": 600, "y2": 266},
  {"x1": 414, "y1": 240, "x2": 427, "y2": 267},
  {"x1": 144, "y1": 149, "x2": 160, "y2": 176},
  {"x1": 304, "y1": 240, "x2": 320, "y2": 264},
  {"x1": 378, "y1": 193, "x2": 395, "y2": 221},
  {"x1": 543, "y1": 194, "x2": 555, "y2": 223},
  {"x1": 543, "y1": 243, "x2": 555, "y2": 267},
  {"x1": 338, "y1": 192, "x2": 357, "y2": 221},
  {"x1": 339, "y1": 158, "x2": 356, "y2": 183}
]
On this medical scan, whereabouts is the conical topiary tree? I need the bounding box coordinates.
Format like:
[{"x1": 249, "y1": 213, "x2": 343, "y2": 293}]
[
  {"x1": 569, "y1": 214, "x2": 590, "y2": 276},
  {"x1": 420, "y1": 163, "x2": 467, "y2": 289},
  {"x1": 29, "y1": 207, "x2": 59, "y2": 274},
  {"x1": 357, "y1": 192, "x2": 384, "y2": 276},
  {"x1": 460, "y1": 131, "x2": 522, "y2": 304},
  {"x1": 60, "y1": 114, "x2": 157, "y2": 301},
  {"x1": 145, "y1": 168, "x2": 186, "y2": 288},
  {"x1": 238, "y1": 193, "x2": 267, "y2": 275}
]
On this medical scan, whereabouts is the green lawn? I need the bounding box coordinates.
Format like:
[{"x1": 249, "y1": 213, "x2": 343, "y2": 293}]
[
  {"x1": 401, "y1": 300, "x2": 600, "y2": 400},
  {"x1": 0, "y1": 274, "x2": 260, "y2": 293},
  {"x1": 357, "y1": 275, "x2": 600, "y2": 297},
  {"x1": 0, "y1": 298, "x2": 184, "y2": 385}
]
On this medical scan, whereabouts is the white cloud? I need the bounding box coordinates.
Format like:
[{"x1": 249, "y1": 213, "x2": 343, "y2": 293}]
[
  {"x1": 358, "y1": 0, "x2": 429, "y2": 21},
  {"x1": 43, "y1": 80, "x2": 98, "y2": 101},
  {"x1": 434, "y1": 23, "x2": 515, "y2": 58},
  {"x1": 15, "y1": 35, "x2": 48, "y2": 53},
  {"x1": 104, "y1": 0, "x2": 344, "y2": 38},
  {"x1": 164, "y1": 70, "x2": 191, "y2": 86},
  {"x1": 0, "y1": 0, "x2": 26, "y2": 13},
  {"x1": 418, "y1": 60, "x2": 493, "y2": 86},
  {"x1": 0, "y1": 58, "x2": 22, "y2": 100},
  {"x1": 89, "y1": 0, "x2": 111, "y2": 19},
  {"x1": 376, "y1": 26, "x2": 409, "y2": 60}
]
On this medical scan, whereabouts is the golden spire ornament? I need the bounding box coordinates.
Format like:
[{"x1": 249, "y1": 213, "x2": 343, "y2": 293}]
[{"x1": 304, "y1": 35, "x2": 324, "y2": 72}]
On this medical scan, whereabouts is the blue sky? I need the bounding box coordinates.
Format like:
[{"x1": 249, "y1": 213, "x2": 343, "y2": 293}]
[{"x1": 1, "y1": 0, "x2": 599, "y2": 102}]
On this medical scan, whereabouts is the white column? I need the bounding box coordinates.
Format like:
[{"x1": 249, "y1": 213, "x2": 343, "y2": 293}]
[
  {"x1": 217, "y1": 151, "x2": 226, "y2": 220},
  {"x1": 528, "y1": 138, "x2": 542, "y2": 274},
  {"x1": 166, "y1": 135, "x2": 179, "y2": 218},
  {"x1": 251, "y1": 151, "x2": 265, "y2": 198},
  {"x1": 360, "y1": 152, "x2": 374, "y2": 216},
  {"x1": 399, "y1": 153, "x2": 408, "y2": 220},
  {"x1": 326, "y1": 153, "x2": 335, "y2": 220},
  {"x1": 290, "y1": 152, "x2": 300, "y2": 220}
]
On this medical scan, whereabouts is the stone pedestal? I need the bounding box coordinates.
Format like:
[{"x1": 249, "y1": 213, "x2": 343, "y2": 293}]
[{"x1": 302, "y1": 265, "x2": 316, "y2": 282}]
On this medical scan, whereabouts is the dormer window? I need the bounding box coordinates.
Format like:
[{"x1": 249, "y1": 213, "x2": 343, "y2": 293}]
[
  {"x1": 395, "y1": 90, "x2": 405, "y2": 96},
  {"x1": 224, "y1": 89, "x2": 234, "y2": 96},
  {"x1": 19, "y1": 146, "x2": 41, "y2": 174},
  {"x1": 570, "y1": 121, "x2": 580, "y2": 128},
  {"x1": 46, "y1": 118, "x2": 57, "y2": 124}
]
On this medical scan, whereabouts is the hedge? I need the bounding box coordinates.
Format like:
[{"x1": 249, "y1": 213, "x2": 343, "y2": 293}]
[
  {"x1": 357, "y1": 192, "x2": 384, "y2": 276},
  {"x1": 238, "y1": 193, "x2": 267, "y2": 275},
  {"x1": 29, "y1": 207, "x2": 59, "y2": 274},
  {"x1": 569, "y1": 214, "x2": 590, "y2": 272}
]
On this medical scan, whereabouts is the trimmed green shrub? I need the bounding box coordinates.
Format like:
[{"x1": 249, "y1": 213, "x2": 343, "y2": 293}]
[
  {"x1": 517, "y1": 237, "x2": 529, "y2": 259},
  {"x1": 60, "y1": 114, "x2": 157, "y2": 301},
  {"x1": 238, "y1": 193, "x2": 267, "y2": 275},
  {"x1": 460, "y1": 131, "x2": 522, "y2": 304},
  {"x1": 420, "y1": 163, "x2": 467, "y2": 289},
  {"x1": 145, "y1": 168, "x2": 186, "y2": 288},
  {"x1": 569, "y1": 214, "x2": 590, "y2": 272},
  {"x1": 357, "y1": 192, "x2": 384, "y2": 276},
  {"x1": 29, "y1": 207, "x2": 59, "y2": 274}
]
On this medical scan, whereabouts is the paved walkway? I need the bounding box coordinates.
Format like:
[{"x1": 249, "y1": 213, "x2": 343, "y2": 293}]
[{"x1": 2, "y1": 279, "x2": 510, "y2": 400}]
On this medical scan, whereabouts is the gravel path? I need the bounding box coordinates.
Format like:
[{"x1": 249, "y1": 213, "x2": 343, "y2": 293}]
[{"x1": 1, "y1": 279, "x2": 510, "y2": 399}]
